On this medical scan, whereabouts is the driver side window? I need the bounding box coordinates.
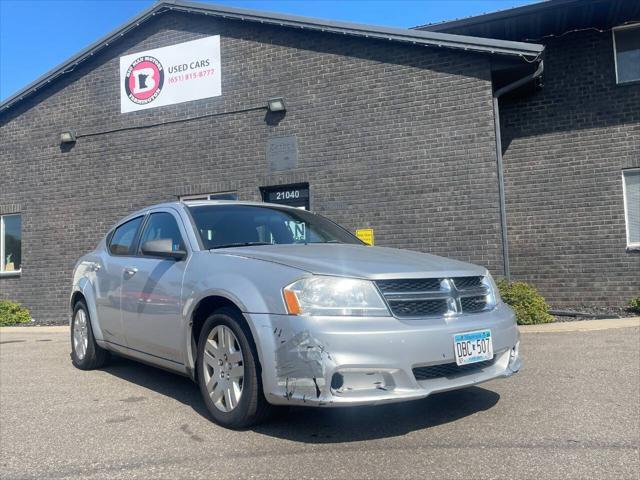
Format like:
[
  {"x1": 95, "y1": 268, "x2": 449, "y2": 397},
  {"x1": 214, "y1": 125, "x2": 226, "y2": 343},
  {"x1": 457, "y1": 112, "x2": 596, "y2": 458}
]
[{"x1": 138, "y1": 212, "x2": 185, "y2": 254}]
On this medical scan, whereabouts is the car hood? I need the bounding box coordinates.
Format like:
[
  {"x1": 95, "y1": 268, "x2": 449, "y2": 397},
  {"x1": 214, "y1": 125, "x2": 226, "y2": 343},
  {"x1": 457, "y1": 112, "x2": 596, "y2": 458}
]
[{"x1": 213, "y1": 243, "x2": 486, "y2": 279}]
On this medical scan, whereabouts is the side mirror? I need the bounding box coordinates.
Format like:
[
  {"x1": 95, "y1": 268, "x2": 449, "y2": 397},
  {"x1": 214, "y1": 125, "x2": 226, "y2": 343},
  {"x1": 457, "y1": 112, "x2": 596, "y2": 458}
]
[{"x1": 141, "y1": 239, "x2": 187, "y2": 261}]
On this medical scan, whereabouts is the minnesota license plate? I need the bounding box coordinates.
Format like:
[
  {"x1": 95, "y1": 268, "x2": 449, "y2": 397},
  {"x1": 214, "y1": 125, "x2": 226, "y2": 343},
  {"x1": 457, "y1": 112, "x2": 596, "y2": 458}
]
[{"x1": 453, "y1": 329, "x2": 493, "y2": 366}]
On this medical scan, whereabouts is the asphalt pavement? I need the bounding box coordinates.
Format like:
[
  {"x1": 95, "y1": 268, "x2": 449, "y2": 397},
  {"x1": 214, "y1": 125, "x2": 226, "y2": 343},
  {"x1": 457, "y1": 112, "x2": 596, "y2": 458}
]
[{"x1": 1, "y1": 322, "x2": 638, "y2": 479}]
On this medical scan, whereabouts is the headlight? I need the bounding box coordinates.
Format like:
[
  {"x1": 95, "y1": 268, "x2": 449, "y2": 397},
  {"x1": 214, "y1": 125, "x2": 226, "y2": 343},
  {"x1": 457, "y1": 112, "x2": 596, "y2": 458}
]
[
  {"x1": 283, "y1": 276, "x2": 390, "y2": 317},
  {"x1": 481, "y1": 272, "x2": 502, "y2": 310}
]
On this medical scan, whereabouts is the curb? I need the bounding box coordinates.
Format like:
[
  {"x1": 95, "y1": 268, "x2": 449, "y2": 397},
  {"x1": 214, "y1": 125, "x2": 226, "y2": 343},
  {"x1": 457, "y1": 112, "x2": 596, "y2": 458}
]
[
  {"x1": 519, "y1": 317, "x2": 639, "y2": 333},
  {"x1": 0, "y1": 325, "x2": 69, "y2": 334},
  {"x1": 2, "y1": 318, "x2": 639, "y2": 335}
]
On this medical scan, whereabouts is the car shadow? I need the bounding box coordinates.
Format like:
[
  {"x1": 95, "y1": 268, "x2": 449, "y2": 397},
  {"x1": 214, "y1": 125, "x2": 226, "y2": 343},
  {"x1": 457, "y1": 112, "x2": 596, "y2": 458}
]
[
  {"x1": 254, "y1": 387, "x2": 500, "y2": 443},
  {"x1": 101, "y1": 355, "x2": 210, "y2": 419},
  {"x1": 102, "y1": 355, "x2": 500, "y2": 443}
]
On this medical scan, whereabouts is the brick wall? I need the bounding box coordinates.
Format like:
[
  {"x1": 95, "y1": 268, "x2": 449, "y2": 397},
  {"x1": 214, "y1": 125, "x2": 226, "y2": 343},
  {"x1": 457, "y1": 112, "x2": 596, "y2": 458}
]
[
  {"x1": 500, "y1": 29, "x2": 640, "y2": 307},
  {"x1": 0, "y1": 11, "x2": 503, "y2": 323}
]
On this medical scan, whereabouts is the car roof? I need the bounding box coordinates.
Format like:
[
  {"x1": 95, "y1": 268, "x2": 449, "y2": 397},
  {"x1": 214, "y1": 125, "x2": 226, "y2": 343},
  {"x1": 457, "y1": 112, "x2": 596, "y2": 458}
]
[
  {"x1": 181, "y1": 200, "x2": 299, "y2": 209},
  {"x1": 115, "y1": 200, "x2": 303, "y2": 225}
]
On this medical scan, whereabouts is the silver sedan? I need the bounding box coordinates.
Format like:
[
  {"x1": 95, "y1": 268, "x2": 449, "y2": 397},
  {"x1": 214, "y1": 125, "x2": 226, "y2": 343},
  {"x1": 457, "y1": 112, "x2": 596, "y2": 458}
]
[{"x1": 70, "y1": 201, "x2": 521, "y2": 428}]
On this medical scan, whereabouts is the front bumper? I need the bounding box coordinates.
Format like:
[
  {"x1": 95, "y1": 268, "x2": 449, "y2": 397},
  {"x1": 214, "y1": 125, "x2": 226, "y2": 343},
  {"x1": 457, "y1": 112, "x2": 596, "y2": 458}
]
[{"x1": 248, "y1": 302, "x2": 521, "y2": 407}]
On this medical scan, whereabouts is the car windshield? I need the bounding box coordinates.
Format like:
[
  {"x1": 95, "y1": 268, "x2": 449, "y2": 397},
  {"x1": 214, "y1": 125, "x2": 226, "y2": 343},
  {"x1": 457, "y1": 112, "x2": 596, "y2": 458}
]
[{"x1": 188, "y1": 204, "x2": 363, "y2": 249}]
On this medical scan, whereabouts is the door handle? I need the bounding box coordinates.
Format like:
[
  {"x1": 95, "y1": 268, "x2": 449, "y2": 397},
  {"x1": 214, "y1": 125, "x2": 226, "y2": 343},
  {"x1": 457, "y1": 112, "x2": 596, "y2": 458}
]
[{"x1": 123, "y1": 267, "x2": 138, "y2": 279}]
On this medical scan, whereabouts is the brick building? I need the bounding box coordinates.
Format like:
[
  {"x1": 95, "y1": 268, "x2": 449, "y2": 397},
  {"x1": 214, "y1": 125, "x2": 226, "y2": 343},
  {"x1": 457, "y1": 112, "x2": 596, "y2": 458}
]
[
  {"x1": 418, "y1": 0, "x2": 640, "y2": 308},
  {"x1": 0, "y1": 0, "x2": 637, "y2": 323}
]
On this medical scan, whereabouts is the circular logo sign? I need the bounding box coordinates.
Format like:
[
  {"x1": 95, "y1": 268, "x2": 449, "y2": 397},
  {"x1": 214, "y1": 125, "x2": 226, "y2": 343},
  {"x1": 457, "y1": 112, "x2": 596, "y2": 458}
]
[{"x1": 124, "y1": 56, "x2": 164, "y2": 105}]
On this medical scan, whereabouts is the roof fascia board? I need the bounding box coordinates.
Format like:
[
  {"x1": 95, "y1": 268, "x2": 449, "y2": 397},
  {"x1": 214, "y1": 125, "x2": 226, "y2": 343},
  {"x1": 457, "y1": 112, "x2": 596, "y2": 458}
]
[
  {"x1": 416, "y1": 0, "x2": 581, "y2": 31},
  {"x1": 0, "y1": 0, "x2": 543, "y2": 113},
  {"x1": 166, "y1": 0, "x2": 543, "y2": 56}
]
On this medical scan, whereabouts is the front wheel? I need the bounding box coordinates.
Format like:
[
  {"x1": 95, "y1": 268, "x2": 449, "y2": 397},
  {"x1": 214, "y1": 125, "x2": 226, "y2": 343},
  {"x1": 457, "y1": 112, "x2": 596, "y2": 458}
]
[
  {"x1": 196, "y1": 308, "x2": 273, "y2": 429},
  {"x1": 70, "y1": 301, "x2": 109, "y2": 370}
]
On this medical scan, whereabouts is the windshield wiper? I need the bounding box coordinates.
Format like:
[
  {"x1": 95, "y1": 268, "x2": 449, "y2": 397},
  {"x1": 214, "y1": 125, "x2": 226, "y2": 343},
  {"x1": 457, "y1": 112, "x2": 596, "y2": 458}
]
[
  {"x1": 303, "y1": 240, "x2": 343, "y2": 244},
  {"x1": 210, "y1": 242, "x2": 273, "y2": 250}
]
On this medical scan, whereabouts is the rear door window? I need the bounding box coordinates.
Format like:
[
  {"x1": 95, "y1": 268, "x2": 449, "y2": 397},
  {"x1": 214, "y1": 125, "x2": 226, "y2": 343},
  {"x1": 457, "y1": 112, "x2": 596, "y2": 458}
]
[{"x1": 108, "y1": 216, "x2": 143, "y2": 255}]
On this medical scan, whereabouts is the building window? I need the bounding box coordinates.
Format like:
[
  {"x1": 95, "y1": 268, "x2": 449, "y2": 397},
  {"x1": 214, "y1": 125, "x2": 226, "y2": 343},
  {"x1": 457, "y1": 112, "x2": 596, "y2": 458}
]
[
  {"x1": 623, "y1": 169, "x2": 640, "y2": 249},
  {"x1": 181, "y1": 192, "x2": 238, "y2": 201},
  {"x1": 613, "y1": 24, "x2": 640, "y2": 84},
  {"x1": 1, "y1": 214, "x2": 22, "y2": 273}
]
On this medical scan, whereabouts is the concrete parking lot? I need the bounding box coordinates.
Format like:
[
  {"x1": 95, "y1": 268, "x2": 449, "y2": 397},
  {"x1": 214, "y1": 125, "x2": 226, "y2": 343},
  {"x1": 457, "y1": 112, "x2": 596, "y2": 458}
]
[{"x1": 1, "y1": 320, "x2": 638, "y2": 480}]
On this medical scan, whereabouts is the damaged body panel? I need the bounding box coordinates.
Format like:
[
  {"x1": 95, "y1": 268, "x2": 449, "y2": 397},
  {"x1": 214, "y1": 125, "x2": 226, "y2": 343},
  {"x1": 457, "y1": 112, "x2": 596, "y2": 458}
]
[
  {"x1": 275, "y1": 330, "x2": 332, "y2": 401},
  {"x1": 275, "y1": 330, "x2": 330, "y2": 380},
  {"x1": 248, "y1": 300, "x2": 519, "y2": 407}
]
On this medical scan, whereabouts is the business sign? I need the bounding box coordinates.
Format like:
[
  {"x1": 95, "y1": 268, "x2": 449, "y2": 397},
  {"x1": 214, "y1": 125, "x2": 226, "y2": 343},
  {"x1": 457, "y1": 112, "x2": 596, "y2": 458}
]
[
  {"x1": 261, "y1": 184, "x2": 310, "y2": 210},
  {"x1": 119, "y1": 36, "x2": 221, "y2": 113}
]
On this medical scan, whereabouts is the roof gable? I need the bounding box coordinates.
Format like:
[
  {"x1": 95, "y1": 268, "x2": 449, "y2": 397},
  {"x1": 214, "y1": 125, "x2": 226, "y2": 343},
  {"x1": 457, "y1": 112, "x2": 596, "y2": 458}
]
[{"x1": 0, "y1": 0, "x2": 543, "y2": 114}]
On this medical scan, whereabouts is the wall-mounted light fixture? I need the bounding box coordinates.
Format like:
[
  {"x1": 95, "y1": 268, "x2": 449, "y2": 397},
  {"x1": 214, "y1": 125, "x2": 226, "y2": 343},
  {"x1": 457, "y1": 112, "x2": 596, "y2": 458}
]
[
  {"x1": 267, "y1": 97, "x2": 286, "y2": 113},
  {"x1": 60, "y1": 130, "x2": 77, "y2": 144}
]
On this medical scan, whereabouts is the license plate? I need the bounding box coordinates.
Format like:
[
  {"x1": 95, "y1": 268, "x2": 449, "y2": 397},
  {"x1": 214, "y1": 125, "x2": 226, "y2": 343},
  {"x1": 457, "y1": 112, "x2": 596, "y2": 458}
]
[{"x1": 453, "y1": 329, "x2": 493, "y2": 366}]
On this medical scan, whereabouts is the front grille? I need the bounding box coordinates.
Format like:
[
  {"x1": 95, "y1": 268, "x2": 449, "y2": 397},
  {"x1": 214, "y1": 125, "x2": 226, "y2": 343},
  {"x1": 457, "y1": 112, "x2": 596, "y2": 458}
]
[
  {"x1": 413, "y1": 356, "x2": 496, "y2": 381},
  {"x1": 460, "y1": 296, "x2": 487, "y2": 313},
  {"x1": 375, "y1": 276, "x2": 490, "y2": 318},
  {"x1": 387, "y1": 299, "x2": 449, "y2": 317},
  {"x1": 376, "y1": 278, "x2": 441, "y2": 293},
  {"x1": 452, "y1": 276, "x2": 483, "y2": 290}
]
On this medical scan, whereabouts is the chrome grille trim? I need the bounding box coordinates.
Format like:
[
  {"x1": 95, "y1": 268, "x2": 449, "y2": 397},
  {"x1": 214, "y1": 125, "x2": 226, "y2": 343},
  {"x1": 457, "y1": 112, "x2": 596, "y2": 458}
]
[
  {"x1": 456, "y1": 286, "x2": 490, "y2": 298},
  {"x1": 382, "y1": 291, "x2": 451, "y2": 301},
  {"x1": 375, "y1": 276, "x2": 490, "y2": 318}
]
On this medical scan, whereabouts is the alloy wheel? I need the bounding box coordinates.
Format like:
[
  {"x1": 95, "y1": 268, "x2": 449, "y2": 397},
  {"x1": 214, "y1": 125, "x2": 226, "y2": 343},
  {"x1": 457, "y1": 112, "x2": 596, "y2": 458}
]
[
  {"x1": 202, "y1": 325, "x2": 245, "y2": 412},
  {"x1": 73, "y1": 309, "x2": 89, "y2": 360}
]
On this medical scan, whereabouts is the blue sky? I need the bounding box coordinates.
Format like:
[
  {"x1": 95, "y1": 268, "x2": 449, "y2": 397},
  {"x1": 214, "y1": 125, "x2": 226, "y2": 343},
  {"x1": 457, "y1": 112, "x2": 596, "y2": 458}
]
[{"x1": 0, "y1": 0, "x2": 537, "y2": 101}]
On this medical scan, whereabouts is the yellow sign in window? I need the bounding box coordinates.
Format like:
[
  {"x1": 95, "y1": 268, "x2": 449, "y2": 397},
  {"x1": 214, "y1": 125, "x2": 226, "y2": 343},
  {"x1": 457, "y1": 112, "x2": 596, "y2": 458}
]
[{"x1": 355, "y1": 228, "x2": 374, "y2": 246}]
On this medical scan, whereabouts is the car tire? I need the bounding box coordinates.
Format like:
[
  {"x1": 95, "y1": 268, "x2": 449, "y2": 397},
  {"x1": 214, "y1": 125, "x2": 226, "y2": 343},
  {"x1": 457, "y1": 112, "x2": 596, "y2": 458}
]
[
  {"x1": 70, "y1": 300, "x2": 109, "y2": 370},
  {"x1": 196, "y1": 307, "x2": 273, "y2": 429}
]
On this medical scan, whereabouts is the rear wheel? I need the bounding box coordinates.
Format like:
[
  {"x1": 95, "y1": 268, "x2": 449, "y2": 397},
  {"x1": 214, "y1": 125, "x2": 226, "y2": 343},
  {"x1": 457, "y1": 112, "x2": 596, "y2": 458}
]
[
  {"x1": 196, "y1": 308, "x2": 273, "y2": 429},
  {"x1": 71, "y1": 301, "x2": 109, "y2": 370}
]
